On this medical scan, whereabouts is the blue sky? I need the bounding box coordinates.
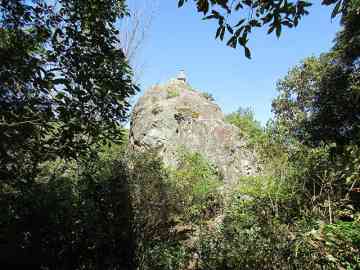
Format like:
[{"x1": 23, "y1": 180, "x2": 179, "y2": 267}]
[{"x1": 131, "y1": 1, "x2": 341, "y2": 125}]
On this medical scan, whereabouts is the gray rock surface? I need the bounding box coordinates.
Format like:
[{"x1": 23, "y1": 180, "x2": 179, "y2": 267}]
[{"x1": 129, "y1": 76, "x2": 259, "y2": 184}]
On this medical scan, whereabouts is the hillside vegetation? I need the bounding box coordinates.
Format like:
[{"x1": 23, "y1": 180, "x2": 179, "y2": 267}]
[{"x1": 1, "y1": 0, "x2": 359, "y2": 269}]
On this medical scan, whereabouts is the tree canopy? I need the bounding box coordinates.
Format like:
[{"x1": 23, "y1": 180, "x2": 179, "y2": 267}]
[
  {"x1": 0, "y1": 0, "x2": 138, "y2": 184},
  {"x1": 0, "y1": 1, "x2": 138, "y2": 268},
  {"x1": 272, "y1": 3, "x2": 360, "y2": 148}
]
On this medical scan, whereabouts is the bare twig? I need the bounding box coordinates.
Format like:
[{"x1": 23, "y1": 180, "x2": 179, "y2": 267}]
[{"x1": 118, "y1": 0, "x2": 158, "y2": 83}]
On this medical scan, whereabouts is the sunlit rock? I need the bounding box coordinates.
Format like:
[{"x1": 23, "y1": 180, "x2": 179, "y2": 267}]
[{"x1": 129, "y1": 73, "x2": 259, "y2": 184}]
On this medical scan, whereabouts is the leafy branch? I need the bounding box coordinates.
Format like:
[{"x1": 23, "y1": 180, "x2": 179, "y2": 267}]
[{"x1": 178, "y1": 0, "x2": 348, "y2": 58}]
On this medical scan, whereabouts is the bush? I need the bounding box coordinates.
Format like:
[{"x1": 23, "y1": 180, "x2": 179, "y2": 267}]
[
  {"x1": 169, "y1": 148, "x2": 223, "y2": 224},
  {"x1": 0, "y1": 147, "x2": 135, "y2": 269},
  {"x1": 126, "y1": 151, "x2": 177, "y2": 268},
  {"x1": 196, "y1": 190, "x2": 293, "y2": 270},
  {"x1": 140, "y1": 242, "x2": 189, "y2": 270},
  {"x1": 130, "y1": 148, "x2": 224, "y2": 270}
]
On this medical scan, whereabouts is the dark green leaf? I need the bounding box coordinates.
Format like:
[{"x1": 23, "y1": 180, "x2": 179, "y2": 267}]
[
  {"x1": 331, "y1": 0, "x2": 342, "y2": 18},
  {"x1": 244, "y1": 46, "x2": 251, "y2": 59}
]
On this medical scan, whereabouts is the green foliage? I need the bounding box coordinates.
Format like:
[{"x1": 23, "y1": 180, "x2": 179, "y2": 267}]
[
  {"x1": 270, "y1": 5, "x2": 360, "y2": 219},
  {"x1": 169, "y1": 148, "x2": 223, "y2": 223},
  {"x1": 128, "y1": 153, "x2": 182, "y2": 270},
  {"x1": 196, "y1": 179, "x2": 296, "y2": 270},
  {"x1": 136, "y1": 2, "x2": 360, "y2": 269},
  {"x1": 178, "y1": 0, "x2": 346, "y2": 58},
  {"x1": 272, "y1": 16, "x2": 360, "y2": 149},
  {"x1": 0, "y1": 147, "x2": 134, "y2": 269},
  {"x1": 272, "y1": 56, "x2": 327, "y2": 142},
  {"x1": 197, "y1": 31, "x2": 359, "y2": 266},
  {"x1": 140, "y1": 242, "x2": 189, "y2": 270},
  {"x1": 0, "y1": 1, "x2": 137, "y2": 267},
  {"x1": 333, "y1": 1, "x2": 360, "y2": 64},
  {"x1": 325, "y1": 221, "x2": 360, "y2": 247},
  {"x1": 128, "y1": 148, "x2": 224, "y2": 270},
  {"x1": 127, "y1": 151, "x2": 175, "y2": 255},
  {"x1": 291, "y1": 220, "x2": 360, "y2": 269},
  {"x1": 0, "y1": 0, "x2": 137, "y2": 186},
  {"x1": 194, "y1": 171, "x2": 360, "y2": 269},
  {"x1": 225, "y1": 107, "x2": 265, "y2": 148},
  {"x1": 1, "y1": 1, "x2": 359, "y2": 269}
]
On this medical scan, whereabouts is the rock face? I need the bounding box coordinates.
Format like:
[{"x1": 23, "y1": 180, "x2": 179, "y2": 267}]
[{"x1": 129, "y1": 75, "x2": 258, "y2": 184}]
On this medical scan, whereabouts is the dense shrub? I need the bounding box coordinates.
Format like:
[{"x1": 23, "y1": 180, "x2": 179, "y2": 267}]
[
  {"x1": 169, "y1": 148, "x2": 223, "y2": 224},
  {"x1": 0, "y1": 148, "x2": 134, "y2": 269},
  {"x1": 131, "y1": 148, "x2": 224, "y2": 270}
]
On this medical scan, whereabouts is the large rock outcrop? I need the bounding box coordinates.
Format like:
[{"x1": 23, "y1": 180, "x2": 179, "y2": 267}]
[{"x1": 129, "y1": 74, "x2": 258, "y2": 184}]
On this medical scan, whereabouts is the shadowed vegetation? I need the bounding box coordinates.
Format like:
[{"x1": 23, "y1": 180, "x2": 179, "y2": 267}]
[{"x1": 1, "y1": 0, "x2": 360, "y2": 269}]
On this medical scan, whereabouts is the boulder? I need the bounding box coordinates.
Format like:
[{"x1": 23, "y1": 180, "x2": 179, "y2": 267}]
[{"x1": 129, "y1": 75, "x2": 259, "y2": 184}]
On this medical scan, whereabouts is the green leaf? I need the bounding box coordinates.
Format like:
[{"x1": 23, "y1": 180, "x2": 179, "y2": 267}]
[
  {"x1": 276, "y1": 25, "x2": 282, "y2": 38},
  {"x1": 331, "y1": 0, "x2": 341, "y2": 18},
  {"x1": 215, "y1": 26, "x2": 222, "y2": 39},
  {"x1": 244, "y1": 47, "x2": 251, "y2": 59},
  {"x1": 226, "y1": 24, "x2": 234, "y2": 34},
  {"x1": 55, "y1": 92, "x2": 66, "y2": 100},
  {"x1": 226, "y1": 36, "x2": 237, "y2": 48},
  {"x1": 249, "y1": 19, "x2": 261, "y2": 27},
  {"x1": 178, "y1": 0, "x2": 186, "y2": 7},
  {"x1": 322, "y1": 0, "x2": 338, "y2": 5},
  {"x1": 267, "y1": 26, "x2": 275, "y2": 34},
  {"x1": 234, "y1": 19, "x2": 245, "y2": 28},
  {"x1": 235, "y1": 2, "x2": 243, "y2": 10},
  {"x1": 196, "y1": 0, "x2": 210, "y2": 15},
  {"x1": 203, "y1": 14, "x2": 216, "y2": 20}
]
